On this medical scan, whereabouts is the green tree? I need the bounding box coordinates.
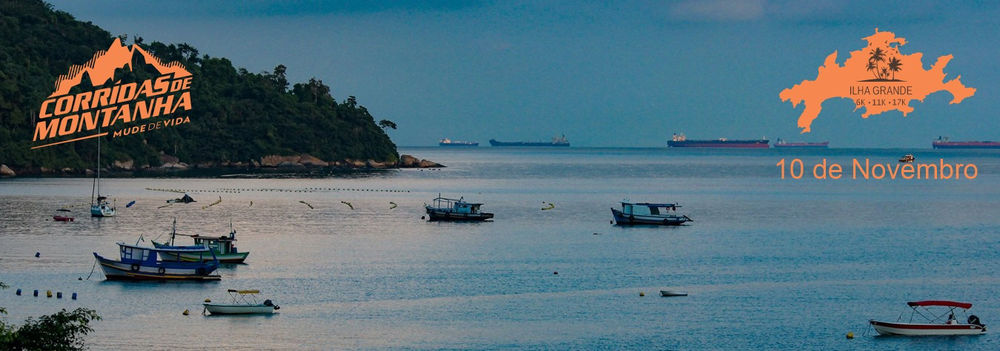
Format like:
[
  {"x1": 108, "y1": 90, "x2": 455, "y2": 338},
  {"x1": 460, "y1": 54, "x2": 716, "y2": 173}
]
[
  {"x1": 0, "y1": 282, "x2": 101, "y2": 350},
  {"x1": 378, "y1": 119, "x2": 397, "y2": 130}
]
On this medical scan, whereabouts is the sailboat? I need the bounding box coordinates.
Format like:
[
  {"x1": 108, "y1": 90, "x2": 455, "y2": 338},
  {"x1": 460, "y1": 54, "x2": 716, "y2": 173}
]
[{"x1": 90, "y1": 127, "x2": 116, "y2": 217}]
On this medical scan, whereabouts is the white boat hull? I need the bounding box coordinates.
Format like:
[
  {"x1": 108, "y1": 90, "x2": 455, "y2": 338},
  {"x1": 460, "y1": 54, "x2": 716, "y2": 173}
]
[
  {"x1": 91, "y1": 204, "x2": 116, "y2": 217},
  {"x1": 870, "y1": 320, "x2": 987, "y2": 336},
  {"x1": 203, "y1": 304, "x2": 276, "y2": 315}
]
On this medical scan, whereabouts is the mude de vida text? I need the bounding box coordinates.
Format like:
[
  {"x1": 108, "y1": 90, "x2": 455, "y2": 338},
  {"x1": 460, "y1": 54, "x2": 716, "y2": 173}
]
[{"x1": 33, "y1": 74, "x2": 192, "y2": 146}]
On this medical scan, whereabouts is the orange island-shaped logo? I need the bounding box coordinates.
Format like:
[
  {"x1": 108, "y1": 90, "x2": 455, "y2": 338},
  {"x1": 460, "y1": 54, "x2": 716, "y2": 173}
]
[
  {"x1": 780, "y1": 29, "x2": 975, "y2": 133},
  {"x1": 33, "y1": 38, "x2": 193, "y2": 149}
]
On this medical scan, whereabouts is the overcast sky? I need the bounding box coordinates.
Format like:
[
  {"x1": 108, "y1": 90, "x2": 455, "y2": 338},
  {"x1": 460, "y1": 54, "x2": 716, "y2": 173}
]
[{"x1": 48, "y1": 0, "x2": 1000, "y2": 147}]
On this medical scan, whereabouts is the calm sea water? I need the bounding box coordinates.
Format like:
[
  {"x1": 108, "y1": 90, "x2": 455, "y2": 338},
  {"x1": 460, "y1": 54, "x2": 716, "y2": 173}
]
[{"x1": 1, "y1": 147, "x2": 999, "y2": 350}]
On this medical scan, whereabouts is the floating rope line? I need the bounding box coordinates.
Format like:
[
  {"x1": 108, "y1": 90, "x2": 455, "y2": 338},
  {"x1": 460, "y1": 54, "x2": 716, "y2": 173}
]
[
  {"x1": 389, "y1": 202, "x2": 397, "y2": 209},
  {"x1": 340, "y1": 201, "x2": 354, "y2": 210},
  {"x1": 541, "y1": 202, "x2": 555, "y2": 210},
  {"x1": 201, "y1": 196, "x2": 222, "y2": 209},
  {"x1": 147, "y1": 187, "x2": 410, "y2": 194},
  {"x1": 299, "y1": 201, "x2": 314, "y2": 209}
]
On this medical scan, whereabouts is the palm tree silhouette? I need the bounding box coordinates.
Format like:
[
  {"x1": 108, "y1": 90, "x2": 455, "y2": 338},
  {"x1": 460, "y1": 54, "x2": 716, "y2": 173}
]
[
  {"x1": 866, "y1": 62, "x2": 878, "y2": 79},
  {"x1": 887, "y1": 56, "x2": 902, "y2": 81},
  {"x1": 868, "y1": 47, "x2": 886, "y2": 79}
]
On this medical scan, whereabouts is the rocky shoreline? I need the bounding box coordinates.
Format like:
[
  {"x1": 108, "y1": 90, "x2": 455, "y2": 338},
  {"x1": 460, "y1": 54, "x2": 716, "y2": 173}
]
[{"x1": 0, "y1": 154, "x2": 443, "y2": 178}]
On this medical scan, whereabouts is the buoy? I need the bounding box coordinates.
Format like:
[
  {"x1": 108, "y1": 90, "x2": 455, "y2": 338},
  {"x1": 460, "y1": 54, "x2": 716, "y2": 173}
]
[
  {"x1": 72, "y1": 292, "x2": 77, "y2": 300},
  {"x1": 182, "y1": 309, "x2": 190, "y2": 316},
  {"x1": 204, "y1": 298, "x2": 211, "y2": 303},
  {"x1": 639, "y1": 292, "x2": 645, "y2": 297},
  {"x1": 15, "y1": 288, "x2": 21, "y2": 295},
  {"x1": 33, "y1": 290, "x2": 38, "y2": 297},
  {"x1": 553, "y1": 271, "x2": 558, "y2": 275},
  {"x1": 846, "y1": 332, "x2": 854, "y2": 339},
  {"x1": 46, "y1": 290, "x2": 52, "y2": 298},
  {"x1": 78, "y1": 277, "x2": 82, "y2": 280},
  {"x1": 57, "y1": 292, "x2": 62, "y2": 299},
  {"x1": 35, "y1": 252, "x2": 40, "y2": 257}
]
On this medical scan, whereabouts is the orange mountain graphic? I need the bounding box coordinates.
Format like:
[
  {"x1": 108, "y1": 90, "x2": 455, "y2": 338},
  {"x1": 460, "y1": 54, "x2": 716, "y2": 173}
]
[
  {"x1": 780, "y1": 29, "x2": 975, "y2": 133},
  {"x1": 48, "y1": 38, "x2": 191, "y2": 98}
]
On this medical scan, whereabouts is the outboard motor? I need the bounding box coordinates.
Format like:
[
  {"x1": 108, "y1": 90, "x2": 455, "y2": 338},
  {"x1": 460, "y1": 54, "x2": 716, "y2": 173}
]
[
  {"x1": 968, "y1": 315, "x2": 983, "y2": 326},
  {"x1": 264, "y1": 299, "x2": 273, "y2": 306}
]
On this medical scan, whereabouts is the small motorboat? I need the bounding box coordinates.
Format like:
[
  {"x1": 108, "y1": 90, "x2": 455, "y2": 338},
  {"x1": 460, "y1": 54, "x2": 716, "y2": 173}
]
[
  {"x1": 869, "y1": 300, "x2": 986, "y2": 336},
  {"x1": 660, "y1": 290, "x2": 688, "y2": 297},
  {"x1": 899, "y1": 154, "x2": 915, "y2": 163},
  {"x1": 204, "y1": 289, "x2": 279, "y2": 315},
  {"x1": 93, "y1": 242, "x2": 221, "y2": 281},
  {"x1": 611, "y1": 201, "x2": 691, "y2": 226},
  {"x1": 424, "y1": 194, "x2": 494, "y2": 221},
  {"x1": 53, "y1": 209, "x2": 74, "y2": 222}
]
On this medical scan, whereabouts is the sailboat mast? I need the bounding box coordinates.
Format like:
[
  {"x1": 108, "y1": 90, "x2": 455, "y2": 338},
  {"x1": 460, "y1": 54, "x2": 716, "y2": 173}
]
[{"x1": 96, "y1": 125, "x2": 101, "y2": 197}]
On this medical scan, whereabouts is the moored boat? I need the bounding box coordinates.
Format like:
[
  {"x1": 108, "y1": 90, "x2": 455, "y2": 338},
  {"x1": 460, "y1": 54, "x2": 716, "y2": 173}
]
[
  {"x1": 660, "y1": 290, "x2": 688, "y2": 297},
  {"x1": 899, "y1": 154, "x2": 915, "y2": 163},
  {"x1": 439, "y1": 138, "x2": 479, "y2": 147},
  {"x1": 489, "y1": 135, "x2": 569, "y2": 147},
  {"x1": 152, "y1": 220, "x2": 249, "y2": 263},
  {"x1": 90, "y1": 128, "x2": 116, "y2": 217},
  {"x1": 93, "y1": 242, "x2": 221, "y2": 281},
  {"x1": 932, "y1": 136, "x2": 1000, "y2": 149},
  {"x1": 773, "y1": 138, "x2": 829, "y2": 148},
  {"x1": 611, "y1": 201, "x2": 691, "y2": 226},
  {"x1": 425, "y1": 195, "x2": 494, "y2": 221},
  {"x1": 869, "y1": 300, "x2": 986, "y2": 336},
  {"x1": 668, "y1": 133, "x2": 768, "y2": 148},
  {"x1": 53, "y1": 208, "x2": 74, "y2": 222},
  {"x1": 203, "y1": 289, "x2": 279, "y2": 315}
]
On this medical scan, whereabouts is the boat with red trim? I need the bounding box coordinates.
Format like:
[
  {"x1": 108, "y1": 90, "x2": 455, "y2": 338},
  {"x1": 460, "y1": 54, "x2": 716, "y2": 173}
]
[
  {"x1": 93, "y1": 242, "x2": 221, "y2": 281},
  {"x1": 869, "y1": 300, "x2": 986, "y2": 336}
]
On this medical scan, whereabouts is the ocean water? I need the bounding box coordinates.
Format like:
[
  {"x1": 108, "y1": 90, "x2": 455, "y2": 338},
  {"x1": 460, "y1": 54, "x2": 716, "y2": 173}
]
[{"x1": 1, "y1": 147, "x2": 999, "y2": 350}]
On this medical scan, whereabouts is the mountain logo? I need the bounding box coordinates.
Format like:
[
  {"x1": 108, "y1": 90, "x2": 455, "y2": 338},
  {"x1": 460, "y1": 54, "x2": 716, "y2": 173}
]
[
  {"x1": 780, "y1": 28, "x2": 975, "y2": 133},
  {"x1": 33, "y1": 38, "x2": 194, "y2": 149}
]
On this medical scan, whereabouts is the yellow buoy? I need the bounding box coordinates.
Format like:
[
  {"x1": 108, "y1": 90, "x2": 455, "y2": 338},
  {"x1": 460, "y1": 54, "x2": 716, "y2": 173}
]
[
  {"x1": 845, "y1": 332, "x2": 854, "y2": 339},
  {"x1": 204, "y1": 298, "x2": 211, "y2": 303},
  {"x1": 182, "y1": 309, "x2": 190, "y2": 316},
  {"x1": 639, "y1": 292, "x2": 645, "y2": 297},
  {"x1": 46, "y1": 290, "x2": 52, "y2": 298}
]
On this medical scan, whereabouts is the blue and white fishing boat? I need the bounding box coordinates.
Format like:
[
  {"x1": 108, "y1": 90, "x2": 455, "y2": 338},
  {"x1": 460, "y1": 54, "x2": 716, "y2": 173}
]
[
  {"x1": 93, "y1": 242, "x2": 221, "y2": 281},
  {"x1": 611, "y1": 201, "x2": 692, "y2": 226}
]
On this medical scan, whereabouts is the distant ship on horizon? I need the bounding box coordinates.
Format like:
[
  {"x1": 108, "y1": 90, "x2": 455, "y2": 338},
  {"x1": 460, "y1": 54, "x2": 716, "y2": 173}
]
[
  {"x1": 489, "y1": 135, "x2": 570, "y2": 147},
  {"x1": 667, "y1": 133, "x2": 769, "y2": 148},
  {"x1": 439, "y1": 138, "x2": 479, "y2": 147},
  {"x1": 932, "y1": 136, "x2": 1000, "y2": 149},
  {"x1": 773, "y1": 138, "x2": 829, "y2": 148}
]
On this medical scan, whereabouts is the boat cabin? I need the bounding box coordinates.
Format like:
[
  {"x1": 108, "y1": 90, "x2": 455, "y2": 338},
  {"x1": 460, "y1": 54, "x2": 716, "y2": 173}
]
[
  {"x1": 191, "y1": 231, "x2": 239, "y2": 255},
  {"x1": 117, "y1": 242, "x2": 217, "y2": 263},
  {"x1": 429, "y1": 196, "x2": 485, "y2": 214},
  {"x1": 620, "y1": 202, "x2": 680, "y2": 216}
]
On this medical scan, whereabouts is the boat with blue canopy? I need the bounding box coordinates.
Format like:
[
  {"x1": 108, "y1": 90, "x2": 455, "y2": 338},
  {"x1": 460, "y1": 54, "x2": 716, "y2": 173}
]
[
  {"x1": 611, "y1": 201, "x2": 692, "y2": 226},
  {"x1": 93, "y1": 242, "x2": 221, "y2": 280}
]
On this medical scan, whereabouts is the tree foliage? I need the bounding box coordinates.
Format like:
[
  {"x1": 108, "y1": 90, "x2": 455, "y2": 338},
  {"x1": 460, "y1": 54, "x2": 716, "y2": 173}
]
[
  {"x1": 0, "y1": 282, "x2": 101, "y2": 350},
  {"x1": 0, "y1": 0, "x2": 398, "y2": 171}
]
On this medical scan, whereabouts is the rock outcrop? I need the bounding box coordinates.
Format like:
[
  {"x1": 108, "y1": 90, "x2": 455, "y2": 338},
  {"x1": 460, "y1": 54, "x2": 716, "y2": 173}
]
[{"x1": 0, "y1": 164, "x2": 15, "y2": 177}]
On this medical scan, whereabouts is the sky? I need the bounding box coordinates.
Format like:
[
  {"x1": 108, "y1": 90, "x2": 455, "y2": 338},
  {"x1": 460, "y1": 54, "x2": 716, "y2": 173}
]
[{"x1": 47, "y1": 0, "x2": 1000, "y2": 147}]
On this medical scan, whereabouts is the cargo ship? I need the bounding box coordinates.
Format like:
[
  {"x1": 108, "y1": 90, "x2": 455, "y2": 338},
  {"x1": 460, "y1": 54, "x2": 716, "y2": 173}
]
[
  {"x1": 932, "y1": 136, "x2": 1000, "y2": 149},
  {"x1": 489, "y1": 135, "x2": 570, "y2": 147},
  {"x1": 439, "y1": 138, "x2": 479, "y2": 147},
  {"x1": 773, "y1": 138, "x2": 829, "y2": 148},
  {"x1": 667, "y1": 133, "x2": 769, "y2": 148}
]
